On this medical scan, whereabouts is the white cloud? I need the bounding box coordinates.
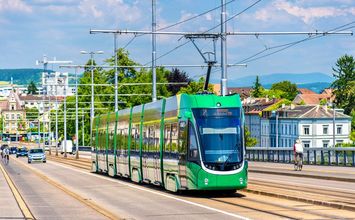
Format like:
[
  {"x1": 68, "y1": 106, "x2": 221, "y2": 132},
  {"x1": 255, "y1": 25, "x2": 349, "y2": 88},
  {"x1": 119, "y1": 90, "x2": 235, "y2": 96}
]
[
  {"x1": 78, "y1": 0, "x2": 141, "y2": 23},
  {"x1": 0, "y1": 0, "x2": 32, "y2": 12},
  {"x1": 274, "y1": 0, "x2": 355, "y2": 24},
  {"x1": 78, "y1": 0, "x2": 103, "y2": 18}
]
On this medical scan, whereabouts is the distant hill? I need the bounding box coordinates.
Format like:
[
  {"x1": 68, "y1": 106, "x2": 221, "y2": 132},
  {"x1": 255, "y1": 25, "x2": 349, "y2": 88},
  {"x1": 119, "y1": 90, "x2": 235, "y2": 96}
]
[
  {"x1": 0, "y1": 69, "x2": 50, "y2": 85},
  {"x1": 230, "y1": 72, "x2": 334, "y2": 87},
  {"x1": 263, "y1": 82, "x2": 331, "y2": 93}
]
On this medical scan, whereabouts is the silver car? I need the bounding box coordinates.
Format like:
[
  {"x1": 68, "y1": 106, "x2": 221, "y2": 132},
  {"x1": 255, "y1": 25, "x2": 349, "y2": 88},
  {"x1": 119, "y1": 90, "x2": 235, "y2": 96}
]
[{"x1": 28, "y1": 148, "x2": 46, "y2": 163}]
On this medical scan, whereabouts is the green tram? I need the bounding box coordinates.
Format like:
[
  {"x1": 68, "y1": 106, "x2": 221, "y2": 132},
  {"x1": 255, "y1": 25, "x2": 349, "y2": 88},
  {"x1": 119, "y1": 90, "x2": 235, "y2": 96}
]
[{"x1": 91, "y1": 93, "x2": 248, "y2": 192}]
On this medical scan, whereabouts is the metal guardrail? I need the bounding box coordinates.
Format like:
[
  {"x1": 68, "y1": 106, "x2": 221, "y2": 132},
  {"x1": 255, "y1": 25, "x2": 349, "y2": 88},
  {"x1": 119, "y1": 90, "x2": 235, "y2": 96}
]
[{"x1": 246, "y1": 147, "x2": 355, "y2": 166}]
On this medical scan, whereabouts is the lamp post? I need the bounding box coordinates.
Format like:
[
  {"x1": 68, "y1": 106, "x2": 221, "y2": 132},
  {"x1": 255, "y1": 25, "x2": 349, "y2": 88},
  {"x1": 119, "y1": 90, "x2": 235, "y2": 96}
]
[
  {"x1": 75, "y1": 68, "x2": 79, "y2": 159},
  {"x1": 80, "y1": 50, "x2": 104, "y2": 149},
  {"x1": 63, "y1": 74, "x2": 67, "y2": 158}
]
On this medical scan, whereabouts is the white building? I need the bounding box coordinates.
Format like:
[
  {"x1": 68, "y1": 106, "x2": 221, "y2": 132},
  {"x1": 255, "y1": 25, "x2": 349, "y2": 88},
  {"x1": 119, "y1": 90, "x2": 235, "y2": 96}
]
[
  {"x1": 42, "y1": 72, "x2": 73, "y2": 96},
  {"x1": 260, "y1": 105, "x2": 351, "y2": 148},
  {"x1": 244, "y1": 98, "x2": 282, "y2": 147}
]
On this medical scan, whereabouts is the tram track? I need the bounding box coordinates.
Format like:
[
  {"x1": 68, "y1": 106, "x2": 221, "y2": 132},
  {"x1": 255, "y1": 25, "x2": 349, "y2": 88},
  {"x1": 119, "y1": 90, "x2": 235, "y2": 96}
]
[{"x1": 246, "y1": 178, "x2": 355, "y2": 212}]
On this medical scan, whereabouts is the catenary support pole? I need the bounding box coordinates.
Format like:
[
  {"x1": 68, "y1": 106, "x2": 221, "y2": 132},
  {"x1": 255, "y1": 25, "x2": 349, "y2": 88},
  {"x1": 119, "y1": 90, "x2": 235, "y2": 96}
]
[
  {"x1": 221, "y1": 0, "x2": 227, "y2": 96},
  {"x1": 75, "y1": 68, "x2": 79, "y2": 159},
  {"x1": 114, "y1": 34, "x2": 118, "y2": 112},
  {"x1": 64, "y1": 74, "x2": 67, "y2": 158},
  {"x1": 152, "y1": 0, "x2": 157, "y2": 101}
]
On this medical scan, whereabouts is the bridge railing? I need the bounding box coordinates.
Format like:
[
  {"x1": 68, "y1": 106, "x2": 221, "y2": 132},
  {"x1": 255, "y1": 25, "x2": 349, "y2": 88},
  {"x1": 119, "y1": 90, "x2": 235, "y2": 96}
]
[{"x1": 246, "y1": 147, "x2": 355, "y2": 166}]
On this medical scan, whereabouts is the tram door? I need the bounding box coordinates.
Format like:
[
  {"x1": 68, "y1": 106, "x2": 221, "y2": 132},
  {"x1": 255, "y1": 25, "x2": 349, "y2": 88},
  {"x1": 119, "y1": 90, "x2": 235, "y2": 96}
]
[
  {"x1": 153, "y1": 125, "x2": 161, "y2": 184},
  {"x1": 98, "y1": 131, "x2": 106, "y2": 172},
  {"x1": 142, "y1": 127, "x2": 149, "y2": 181},
  {"x1": 121, "y1": 128, "x2": 129, "y2": 177},
  {"x1": 178, "y1": 121, "x2": 188, "y2": 188}
]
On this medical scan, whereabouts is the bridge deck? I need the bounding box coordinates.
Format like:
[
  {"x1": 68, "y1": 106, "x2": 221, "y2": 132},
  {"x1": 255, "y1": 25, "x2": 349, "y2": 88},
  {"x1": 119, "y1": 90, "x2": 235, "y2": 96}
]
[{"x1": 249, "y1": 161, "x2": 355, "y2": 182}]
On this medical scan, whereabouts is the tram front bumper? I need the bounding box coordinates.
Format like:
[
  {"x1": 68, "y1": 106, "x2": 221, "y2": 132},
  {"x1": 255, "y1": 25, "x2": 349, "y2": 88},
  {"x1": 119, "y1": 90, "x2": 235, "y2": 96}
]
[{"x1": 196, "y1": 165, "x2": 248, "y2": 190}]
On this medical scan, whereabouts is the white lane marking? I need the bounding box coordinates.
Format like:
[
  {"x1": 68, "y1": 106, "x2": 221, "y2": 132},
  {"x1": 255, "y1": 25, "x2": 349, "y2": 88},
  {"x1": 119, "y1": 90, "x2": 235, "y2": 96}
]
[
  {"x1": 47, "y1": 161, "x2": 249, "y2": 220},
  {"x1": 249, "y1": 176, "x2": 355, "y2": 194}
]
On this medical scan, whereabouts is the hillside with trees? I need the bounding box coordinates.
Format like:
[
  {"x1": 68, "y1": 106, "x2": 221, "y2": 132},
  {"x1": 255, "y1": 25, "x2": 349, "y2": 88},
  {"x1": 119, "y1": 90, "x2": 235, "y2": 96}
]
[{"x1": 0, "y1": 69, "x2": 49, "y2": 85}]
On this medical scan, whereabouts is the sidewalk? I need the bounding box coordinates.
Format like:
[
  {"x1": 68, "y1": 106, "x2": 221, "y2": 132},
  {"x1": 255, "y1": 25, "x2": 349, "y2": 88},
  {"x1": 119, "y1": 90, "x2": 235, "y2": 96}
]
[{"x1": 0, "y1": 163, "x2": 24, "y2": 219}]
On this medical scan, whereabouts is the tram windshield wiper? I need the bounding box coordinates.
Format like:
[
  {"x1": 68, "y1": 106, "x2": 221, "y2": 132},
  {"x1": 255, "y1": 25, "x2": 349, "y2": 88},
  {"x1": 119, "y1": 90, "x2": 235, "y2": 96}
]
[{"x1": 222, "y1": 148, "x2": 237, "y2": 169}]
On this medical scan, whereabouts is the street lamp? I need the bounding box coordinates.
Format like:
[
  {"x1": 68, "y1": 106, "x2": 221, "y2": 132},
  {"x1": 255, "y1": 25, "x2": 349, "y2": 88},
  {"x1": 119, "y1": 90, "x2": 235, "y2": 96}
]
[{"x1": 80, "y1": 50, "x2": 104, "y2": 149}]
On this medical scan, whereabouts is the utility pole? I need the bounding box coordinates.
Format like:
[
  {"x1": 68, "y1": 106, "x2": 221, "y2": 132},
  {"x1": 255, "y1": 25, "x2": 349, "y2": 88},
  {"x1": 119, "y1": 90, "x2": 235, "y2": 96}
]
[
  {"x1": 114, "y1": 34, "x2": 119, "y2": 112},
  {"x1": 64, "y1": 74, "x2": 67, "y2": 158},
  {"x1": 152, "y1": 0, "x2": 157, "y2": 101},
  {"x1": 221, "y1": 0, "x2": 227, "y2": 96},
  {"x1": 82, "y1": 111, "x2": 85, "y2": 147},
  {"x1": 333, "y1": 103, "x2": 336, "y2": 147},
  {"x1": 55, "y1": 88, "x2": 58, "y2": 156},
  {"x1": 75, "y1": 68, "x2": 79, "y2": 159},
  {"x1": 80, "y1": 51, "x2": 103, "y2": 149}
]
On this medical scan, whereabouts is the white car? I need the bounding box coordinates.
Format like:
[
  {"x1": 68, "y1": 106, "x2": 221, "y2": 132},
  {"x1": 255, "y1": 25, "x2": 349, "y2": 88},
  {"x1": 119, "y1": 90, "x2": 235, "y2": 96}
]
[{"x1": 60, "y1": 140, "x2": 73, "y2": 154}]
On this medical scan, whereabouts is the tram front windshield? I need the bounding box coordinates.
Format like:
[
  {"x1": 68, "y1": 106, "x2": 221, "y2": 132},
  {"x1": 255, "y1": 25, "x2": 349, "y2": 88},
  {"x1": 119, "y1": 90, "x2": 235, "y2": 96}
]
[{"x1": 193, "y1": 108, "x2": 243, "y2": 166}]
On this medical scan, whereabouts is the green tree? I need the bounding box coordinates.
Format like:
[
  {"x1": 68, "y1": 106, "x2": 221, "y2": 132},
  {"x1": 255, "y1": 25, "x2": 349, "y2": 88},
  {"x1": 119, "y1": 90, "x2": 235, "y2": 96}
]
[
  {"x1": 178, "y1": 77, "x2": 213, "y2": 94},
  {"x1": 251, "y1": 76, "x2": 264, "y2": 97},
  {"x1": 262, "y1": 89, "x2": 285, "y2": 99},
  {"x1": 320, "y1": 98, "x2": 327, "y2": 106},
  {"x1": 270, "y1": 81, "x2": 298, "y2": 101},
  {"x1": 331, "y1": 54, "x2": 355, "y2": 115},
  {"x1": 27, "y1": 80, "x2": 38, "y2": 95},
  {"x1": 350, "y1": 130, "x2": 355, "y2": 143},
  {"x1": 244, "y1": 126, "x2": 257, "y2": 147},
  {"x1": 25, "y1": 107, "x2": 39, "y2": 120},
  {"x1": 166, "y1": 68, "x2": 191, "y2": 95}
]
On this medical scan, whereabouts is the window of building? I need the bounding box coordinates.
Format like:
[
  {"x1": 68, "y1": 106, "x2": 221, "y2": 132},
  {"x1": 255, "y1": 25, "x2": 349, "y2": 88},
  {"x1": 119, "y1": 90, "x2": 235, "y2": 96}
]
[
  {"x1": 302, "y1": 141, "x2": 310, "y2": 148},
  {"x1": 303, "y1": 125, "x2": 310, "y2": 135},
  {"x1": 11, "y1": 114, "x2": 14, "y2": 120},
  {"x1": 336, "y1": 140, "x2": 343, "y2": 146},
  {"x1": 323, "y1": 125, "x2": 328, "y2": 135},
  {"x1": 336, "y1": 125, "x2": 342, "y2": 134},
  {"x1": 6, "y1": 114, "x2": 9, "y2": 119},
  {"x1": 322, "y1": 140, "x2": 329, "y2": 148}
]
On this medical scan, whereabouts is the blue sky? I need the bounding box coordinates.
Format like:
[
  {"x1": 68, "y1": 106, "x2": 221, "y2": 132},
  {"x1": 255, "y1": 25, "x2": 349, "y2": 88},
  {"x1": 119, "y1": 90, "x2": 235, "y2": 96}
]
[{"x1": 0, "y1": 0, "x2": 354, "y2": 83}]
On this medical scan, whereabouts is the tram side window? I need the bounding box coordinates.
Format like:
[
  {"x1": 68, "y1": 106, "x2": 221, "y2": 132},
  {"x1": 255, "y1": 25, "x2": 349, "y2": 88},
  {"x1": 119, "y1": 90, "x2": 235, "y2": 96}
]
[
  {"x1": 178, "y1": 121, "x2": 187, "y2": 159},
  {"x1": 109, "y1": 131, "x2": 114, "y2": 154},
  {"x1": 148, "y1": 126, "x2": 155, "y2": 154},
  {"x1": 123, "y1": 128, "x2": 128, "y2": 153},
  {"x1": 171, "y1": 123, "x2": 178, "y2": 158},
  {"x1": 164, "y1": 124, "x2": 172, "y2": 158},
  {"x1": 142, "y1": 126, "x2": 149, "y2": 152},
  {"x1": 154, "y1": 125, "x2": 160, "y2": 154},
  {"x1": 98, "y1": 131, "x2": 103, "y2": 153},
  {"x1": 131, "y1": 126, "x2": 140, "y2": 155},
  {"x1": 188, "y1": 123, "x2": 199, "y2": 161},
  {"x1": 92, "y1": 131, "x2": 96, "y2": 152}
]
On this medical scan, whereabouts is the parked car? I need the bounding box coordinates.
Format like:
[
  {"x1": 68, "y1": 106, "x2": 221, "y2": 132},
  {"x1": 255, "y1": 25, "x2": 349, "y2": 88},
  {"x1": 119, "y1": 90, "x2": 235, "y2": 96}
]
[
  {"x1": 10, "y1": 147, "x2": 18, "y2": 154},
  {"x1": 16, "y1": 147, "x2": 28, "y2": 158},
  {"x1": 28, "y1": 148, "x2": 46, "y2": 163}
]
